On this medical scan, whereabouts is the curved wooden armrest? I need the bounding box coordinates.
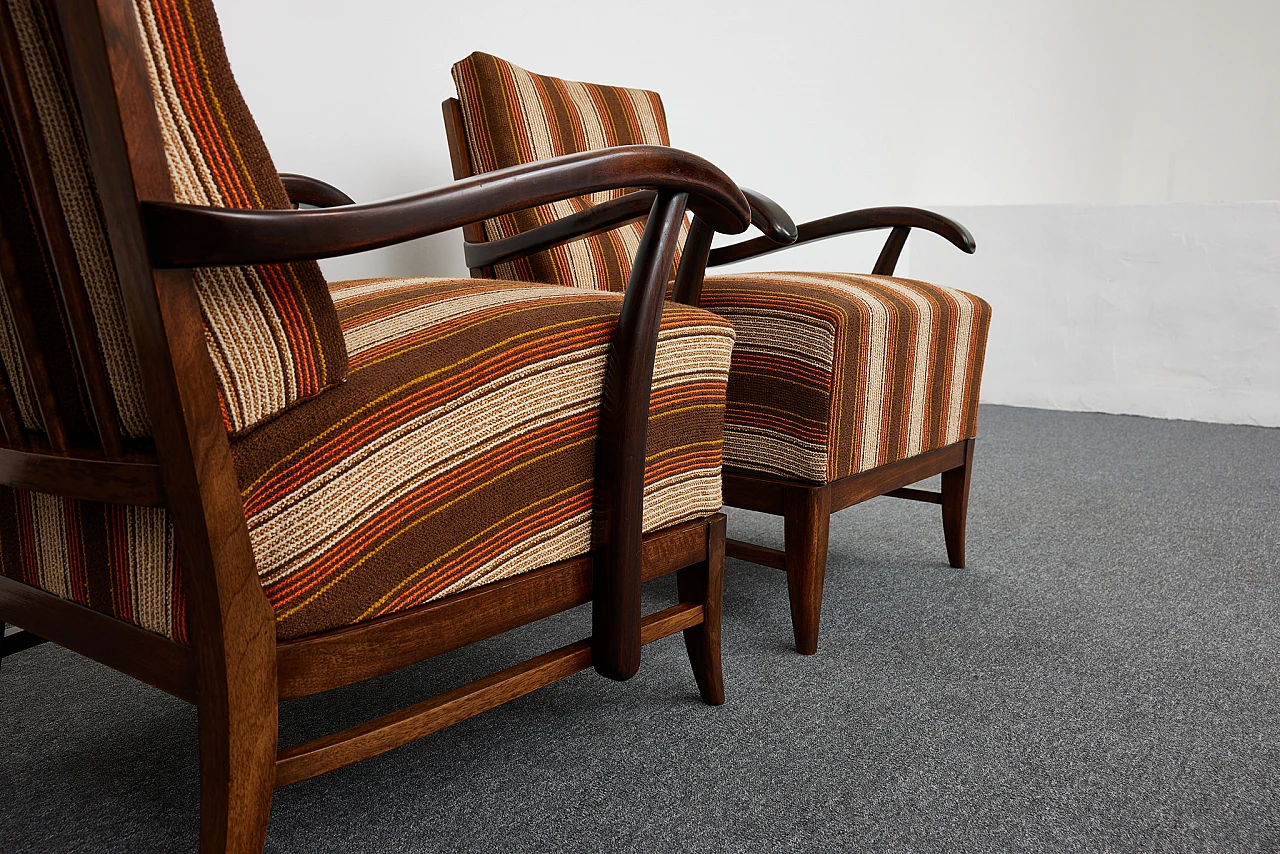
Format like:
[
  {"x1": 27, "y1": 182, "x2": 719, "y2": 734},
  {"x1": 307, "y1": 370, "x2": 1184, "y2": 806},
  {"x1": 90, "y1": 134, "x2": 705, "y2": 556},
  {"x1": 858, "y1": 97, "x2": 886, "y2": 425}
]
[
  {"x1": 279, "y1": 172, "x2": 355, "y2": 208},
  {"x1": 141, "y1": 145, "x2": 750, "y2": 269},
  {"x1": 740, "y1": 187, "x2": 798, "y2": 245},
  {"x1": 464, "y1": 185, "x2": 798, "y2": 276},
  {"x1": 707, "y1": 205, "x2": 975, "y2": 268},
  {"x1": 465, "y1": 190, "x2": 658, "y2": 270}
]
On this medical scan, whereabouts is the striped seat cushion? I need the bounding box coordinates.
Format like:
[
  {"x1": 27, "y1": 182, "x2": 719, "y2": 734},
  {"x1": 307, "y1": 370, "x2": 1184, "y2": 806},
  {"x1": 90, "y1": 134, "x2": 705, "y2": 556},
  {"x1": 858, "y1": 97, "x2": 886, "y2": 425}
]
[
  {"x1": 232, "y1": 277, "x2": 734, "y2": 639},
  {"x1": 699, "y1": 272, "x2": 991, "y2": 484},
  {"x1": 0, "y1": 278, "x2": 735, "y2": 642},
  {"x1": 3, "y1": 0, "x2": 347, "y2": 437},
  {"x1": 452, "y1": 52, "x2": 688, "y2": 292}
]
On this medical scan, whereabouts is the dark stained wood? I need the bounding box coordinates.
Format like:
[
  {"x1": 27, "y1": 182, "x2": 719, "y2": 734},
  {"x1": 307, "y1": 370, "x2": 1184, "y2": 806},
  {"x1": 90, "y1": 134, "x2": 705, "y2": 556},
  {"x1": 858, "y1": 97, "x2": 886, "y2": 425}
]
[
  {"x1": 276, "y1": 518, "x2": 708, "y2": 700},
  {"x1": 708, "y1": 205, "x2": 976, "y2": 267},
  {"x1": 441, "y1": 97, "x2": 494, "y2": 277},
  {"x1": 142, "y1": 146, "x2": 750, "y2": 269},
  {"x1": 278, "y1": 172, "x2": 354, "y2": 208},
  {"x1": 0, "y1": 573, "x2": 196, "y2": 700},
  {"x1": 0, "y1": 445, "x2": 164, "y2": 505},
  {"x1": 725, "y1": 538, "x2": 787, "y2": 571},
  {"x1": 872, "y1": 225, "x2": 911, "y2": 276},
  {"x1": 0, "y1": 4, "x2": 122, "y2": 455},
  {"x1": 670, "y1": 214, "x2": 715, "y2": 306},
  {"x1": 740, "y1": 186, "x2": 798, "y2": 245},
  {"x1": 464, "y1": 189, "x2": 656, "y2": 270},
  {"x1": 783, "y1": 484, "x2": 831, "y2": 655},
  {"x1": 57, "y1": 4, "x2": 279, "y2": 851},
  {"x1": 721, "y1": 468, "x2": 788, "y2": 514},
  {"x1": 592, "y1": 189, "x2": 689, "y2": 681},
  {"x1": 275, "y1": 602, "x2": 704, "y2": 788},
  {"x1": 885, "y1": 486, "x2": 942, "y2": 505},
  {"x1": 0, "y1": 353, "x2": 24, "y2": 445},
  {"x1": 724, "y1": 440, "x2": 972, "y2": 652},
  {"x1": 677, "y1": 513, "x2": 725, "y2": 705},
  {"x1": 827, "y1": 442, "x2": 967, "y2": 514},
  {"x1": 941, "y1": 438, "x2": 975, "y2": 569},
  {"x1": 0, "y1": 207, "x2": 67, "y2": 451}
]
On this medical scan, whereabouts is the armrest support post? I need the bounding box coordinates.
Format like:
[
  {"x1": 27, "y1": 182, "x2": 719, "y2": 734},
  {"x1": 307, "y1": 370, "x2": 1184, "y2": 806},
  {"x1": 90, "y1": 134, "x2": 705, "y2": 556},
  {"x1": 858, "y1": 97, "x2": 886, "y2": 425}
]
[{"x1": 592, "y1": 190, "x2": 690, "y2": 681}]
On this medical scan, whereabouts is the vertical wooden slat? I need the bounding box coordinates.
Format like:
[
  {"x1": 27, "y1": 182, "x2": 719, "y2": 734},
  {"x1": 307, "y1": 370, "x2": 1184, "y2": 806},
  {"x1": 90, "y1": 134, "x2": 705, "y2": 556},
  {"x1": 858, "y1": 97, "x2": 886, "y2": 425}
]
[
  {"x1": 0, "y1": 211, "x2": 66, "y2": 450},
  {"x1": 0, "y1": 1, "x2": 123, "y2": 455},
  {"x1": 0, "y1": 341, "x2": 26, "y2": 445}
]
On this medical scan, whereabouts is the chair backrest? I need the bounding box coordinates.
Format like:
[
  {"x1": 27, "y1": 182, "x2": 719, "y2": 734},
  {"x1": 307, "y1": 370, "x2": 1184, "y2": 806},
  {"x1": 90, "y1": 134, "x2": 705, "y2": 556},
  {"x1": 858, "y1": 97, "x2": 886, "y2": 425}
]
[
  {"x1": 450, "y1": 51, "x2": 688, "y2": 292},
  {"x1": 0, "y1": 0, "x2": 347, "y2": 442},
  {"x1": 0, "y1": 0, "x2": 327, "y2": 648}
]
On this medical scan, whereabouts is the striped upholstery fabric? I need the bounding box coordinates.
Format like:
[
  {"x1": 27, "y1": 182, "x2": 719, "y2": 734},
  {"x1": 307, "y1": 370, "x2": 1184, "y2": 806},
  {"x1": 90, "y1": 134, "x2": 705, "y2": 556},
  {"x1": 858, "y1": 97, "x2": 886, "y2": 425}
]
[
  {"x1": 700, "y1": 273, "x2": 991, "y2": 483},
  {"x1": 0, "y1": 492, "x2": 186, "y2": 642},
  {"x1": 233, "y1": 277, "x2": 734, "y2": 639},
  {"x1": 0, "y1": 277, "x2": 736, "y2": 642},
  {"x1": 4, "y1": 0, "x2": 347, "y2": 437},
  {"x1": 452, "y1": 52, "x2": 688, "y2": 292}
]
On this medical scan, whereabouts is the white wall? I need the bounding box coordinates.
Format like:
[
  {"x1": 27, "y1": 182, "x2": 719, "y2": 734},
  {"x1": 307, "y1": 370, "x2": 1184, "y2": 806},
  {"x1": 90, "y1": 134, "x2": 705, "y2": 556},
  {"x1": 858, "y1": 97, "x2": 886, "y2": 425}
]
[
  {"x1": 912, "y1": 202, "x2": 1280, "y2": 427},
  {"x1": 215, "y1": 0, "x2": 1280, "y2": 425}
]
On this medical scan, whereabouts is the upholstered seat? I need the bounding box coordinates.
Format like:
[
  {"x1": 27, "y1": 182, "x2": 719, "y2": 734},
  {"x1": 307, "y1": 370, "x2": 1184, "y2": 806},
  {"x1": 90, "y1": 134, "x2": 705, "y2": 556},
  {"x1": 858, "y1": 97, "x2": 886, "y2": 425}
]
[
  {"x1": 234, "y1": 276, "x2": 734, "y2": 639},
  {"x1": 699, "y1": 272, "x2": 990, "y2": 484},
  {"x1": 445, "y1": 51, "x2": 993, "y2": 655}
]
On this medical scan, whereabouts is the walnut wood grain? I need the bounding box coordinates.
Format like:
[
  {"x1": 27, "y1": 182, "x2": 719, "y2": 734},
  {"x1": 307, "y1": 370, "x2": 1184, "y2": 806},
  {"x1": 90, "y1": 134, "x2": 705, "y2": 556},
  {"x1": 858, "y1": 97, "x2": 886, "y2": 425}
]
[
  {"x1": 0, "y1": 573, "x2": 196, "y2": 700},
  {"x1": 0, "y1": 445, "x2": 164, "y2": 504},
  {"x1": 724, "y1": 538, "x2": 787, "y2": 571},
  {"x1": 275, "y1": 601, "x2": 705, "y2": 788},
  {"x1": 276, "y1": 518, "x2": 708, "y2": 700}
]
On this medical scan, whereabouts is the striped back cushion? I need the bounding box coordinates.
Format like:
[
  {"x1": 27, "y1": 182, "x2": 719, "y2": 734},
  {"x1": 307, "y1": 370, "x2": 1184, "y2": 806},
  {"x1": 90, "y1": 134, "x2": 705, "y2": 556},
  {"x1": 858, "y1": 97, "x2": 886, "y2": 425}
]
[
  {"x1": 452, "y1": 51, "x2": 688, "y2": 292},
  {"x1": 3, "y1": 0, "x2": 347, "y2": 437}
]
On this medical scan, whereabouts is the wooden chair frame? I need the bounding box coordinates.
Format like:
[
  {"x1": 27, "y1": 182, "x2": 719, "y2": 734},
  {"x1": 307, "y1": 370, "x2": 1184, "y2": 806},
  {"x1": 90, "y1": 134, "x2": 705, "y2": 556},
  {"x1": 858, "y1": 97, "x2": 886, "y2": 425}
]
[
  {"x1": 0, "y1": 2, "x2": 752, "y2": 852},
  {"x1": 440, "y1": 96, "x2": 979, "y2": 656}
]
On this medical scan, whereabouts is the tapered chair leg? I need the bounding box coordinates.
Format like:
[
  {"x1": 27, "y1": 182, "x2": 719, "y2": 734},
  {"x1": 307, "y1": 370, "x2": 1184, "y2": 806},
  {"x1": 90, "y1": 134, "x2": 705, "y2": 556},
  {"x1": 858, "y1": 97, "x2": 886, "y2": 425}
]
[
  {"x1": 197, "y1": 667, "x2": 278, "y2": 853},
  {"x1": 941, "y1": 438, "x2": 976, "y2": 569},
  {"x1": 677, "y1": 514, "x2": 725, "y2": 705},
  {"x1": 783, "y1": 484, "x2": 832, "y2": 655}
]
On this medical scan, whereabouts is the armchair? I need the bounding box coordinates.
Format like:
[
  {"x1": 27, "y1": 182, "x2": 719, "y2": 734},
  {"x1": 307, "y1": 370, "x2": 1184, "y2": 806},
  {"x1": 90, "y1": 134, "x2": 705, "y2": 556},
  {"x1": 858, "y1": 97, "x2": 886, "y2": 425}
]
[
  {"x1": 0, "y1": 2, "x2": 750, "y2": 852},
  {"x1": 442, "y1": 52, "x2": 993, "y2": 655}
]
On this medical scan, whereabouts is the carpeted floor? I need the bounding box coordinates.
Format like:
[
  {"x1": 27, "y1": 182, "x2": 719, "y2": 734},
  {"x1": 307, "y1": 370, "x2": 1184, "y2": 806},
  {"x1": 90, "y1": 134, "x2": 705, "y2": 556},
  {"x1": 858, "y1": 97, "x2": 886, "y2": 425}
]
[{"x1": 2, "y1": 405, "x2": 1278, "y2": 853}]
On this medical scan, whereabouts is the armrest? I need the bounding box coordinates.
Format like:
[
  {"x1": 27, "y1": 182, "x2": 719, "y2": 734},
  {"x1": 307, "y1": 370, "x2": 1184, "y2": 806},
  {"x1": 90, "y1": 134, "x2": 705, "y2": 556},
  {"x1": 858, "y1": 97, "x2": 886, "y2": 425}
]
[
  {"x1": 466, "y1": 185, "x2": 798, "y2": 273},
  {"x1": 279, "y1": 172, "x2": 355, "y2": 208},
  {"x1": 707, "y1": 205, "x2": 975, "y2": 268},
  {"x1": 465, "y1": 190, "x2": 657, "y2": 270},
  {"x1": 740, "y1": 187, "x2": 798, "y2": 245},
  {"x1": 140, "y1": 145, "x2": 750, "y2": 269}
]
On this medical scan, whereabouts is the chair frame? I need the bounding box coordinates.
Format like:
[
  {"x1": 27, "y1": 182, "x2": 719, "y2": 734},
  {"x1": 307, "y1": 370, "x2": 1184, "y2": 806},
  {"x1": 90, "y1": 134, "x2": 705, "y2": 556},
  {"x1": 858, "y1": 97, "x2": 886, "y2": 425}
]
[
  {"x1": 441, "y1": 96, "x2": 979, "y2": 655},
  {"x1": 0, "y1": 2, "x2": 752, "y2": 852}
]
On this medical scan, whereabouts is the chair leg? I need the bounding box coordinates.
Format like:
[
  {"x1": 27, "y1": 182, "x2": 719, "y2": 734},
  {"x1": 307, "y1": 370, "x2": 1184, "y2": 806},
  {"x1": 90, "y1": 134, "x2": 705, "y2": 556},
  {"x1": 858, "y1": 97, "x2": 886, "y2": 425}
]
[
  {"x1": 783, "y1": 484, "x2": 832, "y2": 655},
  {"x1": 941, "y1": 438, "x2": 976, "y2": 569},
  {"x1": 197, "y1": 671, "x2": 277, "y2": 853},
  {"x1": 677, "y1": 514, "x2": 725, "y2": 705}
]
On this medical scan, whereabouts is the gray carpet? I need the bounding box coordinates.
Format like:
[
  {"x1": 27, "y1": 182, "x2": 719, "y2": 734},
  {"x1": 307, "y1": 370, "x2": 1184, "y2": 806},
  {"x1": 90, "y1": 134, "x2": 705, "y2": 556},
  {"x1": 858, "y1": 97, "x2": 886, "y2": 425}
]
[{"x1": 2, "y1": 405, "x2": 1278, "y2": 852}]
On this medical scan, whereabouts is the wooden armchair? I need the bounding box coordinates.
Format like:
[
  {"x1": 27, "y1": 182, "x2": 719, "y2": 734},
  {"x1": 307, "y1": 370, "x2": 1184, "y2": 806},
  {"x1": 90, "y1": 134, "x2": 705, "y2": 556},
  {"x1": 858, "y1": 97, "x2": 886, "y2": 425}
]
[
  {"x1": 441, "y1": 53, "x2": 994, "y2": 656},
  {"x1": 0, "y1": 2, "x2": 751, "y2": 852}
]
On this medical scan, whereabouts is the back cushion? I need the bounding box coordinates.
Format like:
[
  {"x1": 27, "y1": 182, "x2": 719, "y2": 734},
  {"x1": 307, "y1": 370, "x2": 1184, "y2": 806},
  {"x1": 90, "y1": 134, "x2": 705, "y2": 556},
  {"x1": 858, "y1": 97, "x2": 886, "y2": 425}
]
[
  {"x1": 452, "y1": 51, "x2": 688, "y2": 293},
  {"x1": 4, "y1": 0, "x2": 346, "y2": 436}
]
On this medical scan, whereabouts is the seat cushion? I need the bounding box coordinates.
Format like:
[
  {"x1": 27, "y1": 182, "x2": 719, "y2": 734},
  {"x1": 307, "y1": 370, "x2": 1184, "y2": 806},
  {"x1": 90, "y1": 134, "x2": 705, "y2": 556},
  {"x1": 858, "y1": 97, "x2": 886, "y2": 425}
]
[
  {"x1": 699, "y1": 272, "x2": 991, "y2": 484},
  {"x1": 230, "y1": 277, "x2": 734, "y2": 639},
  {"x1": 451, "y1": 52, "x2": 688, "y2": 292}
]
